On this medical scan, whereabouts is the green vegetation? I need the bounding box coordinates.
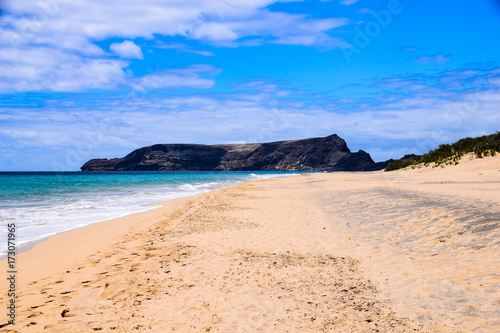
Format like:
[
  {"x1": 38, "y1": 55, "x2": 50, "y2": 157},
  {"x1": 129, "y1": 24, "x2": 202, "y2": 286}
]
[{"x1": 385, "y1": 132, "x2": 500, "y2": 172}]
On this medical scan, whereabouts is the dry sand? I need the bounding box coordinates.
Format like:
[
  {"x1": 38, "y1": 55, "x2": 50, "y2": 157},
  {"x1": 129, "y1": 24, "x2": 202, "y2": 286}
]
[{"x1": 1, "y1": 155, "x2": 499, "y2": 332}]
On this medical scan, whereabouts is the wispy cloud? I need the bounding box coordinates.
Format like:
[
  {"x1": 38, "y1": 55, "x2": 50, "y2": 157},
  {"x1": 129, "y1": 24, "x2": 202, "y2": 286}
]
[
  {"x1": 235, "y1": 81, "x2": 278, "y2": 92},
  {"x1": 0, "y1": 0, "x2": 349, "y2": 92},
  {"x1": 2, "y1": 0, "x2": 348, "y2": 48},
  {"x1": 414, "y1": 54, "x2": 451, "y2": 64},
  {"x1": 190, "y1": 11, "x2": 349, "y2": 48},
  {"x1": 155, "y1": 42, "x2": 215, "y2": 56},
  {"x1": 2, "y1": 66, "x2": 499, "y2": 170},
  {"x1": 319, "y1": 0, "x2": 358, "y2": 5},
  {"x1": 130, "y1": 65, "x2": 220, "y2": 90},
  {"x1": 1, "y1": 0, "x2": 499, "y2": 170},
  {"x1": 340, "y1": 0, "x2": 358, "y2": 6},
  {"x1": 0, "y1": 46, "x2": 127, "y2": 92}
]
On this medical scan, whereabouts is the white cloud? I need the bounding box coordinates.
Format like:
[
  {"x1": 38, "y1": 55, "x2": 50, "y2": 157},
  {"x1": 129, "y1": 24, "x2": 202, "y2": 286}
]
[
  {"x1": 236, "y1": 81, "x2": 277, "y2": 92},
  {"x1": 0, "y1": 129, "x2": 72, "y2": 146},
  {"x1": 0, "y1": 0, "x2": 349, "y2": 92},
  {"x1": 192, "y1": 11, "x2": 349, "y2": 47},
  {"x1": 415, "y1": 54, "x2": 451, "y2": 65},
  {"x1": 3, "y1": 0, "x2": 348, "y2": 48},
  {"x1": 191, "y1": 22, "x2": 240, "y2": 43},
  {"x1": 0, "y1": 41, "x2": 217, "y2": 92},
  {"x1": 131, "y1": 65, "x2": 219, "y2": 90},
  {"x1": 3, "y1": 69, "x2": 500, "y2": 167},
  {"x1": 0, "y1": 46, "x2": 127, "y2": 92},
  {"x1": 110, "y1": 40, "x2": 143, "y2": 59},
  {"x1": 319, "y1": 0, "x2": 357, "y2": 4},
  {"x1": 340, "y1": 0, "x2": 358, "y2": 5},
  {"x1": 155, "y1": 42, "x2": 215, "y2": 56},
  {"x1": 489, "y1": 77, "x2": 500, "y2": 86},
  {"x1": 378, "y1": 78, "x2": 428, "y2": 91},
  {"x1": 0, "y1": 40, "x2": 219, "y2": 92},
  {"x1": 403, "y1": 47, "x2": 419, "y2": 52}
]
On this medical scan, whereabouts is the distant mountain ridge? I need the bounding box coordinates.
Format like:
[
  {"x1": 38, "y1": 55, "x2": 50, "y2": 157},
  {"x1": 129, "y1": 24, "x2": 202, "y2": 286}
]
[{"x1": 81, "y1": 134, "x2": 387, "y2": 172}]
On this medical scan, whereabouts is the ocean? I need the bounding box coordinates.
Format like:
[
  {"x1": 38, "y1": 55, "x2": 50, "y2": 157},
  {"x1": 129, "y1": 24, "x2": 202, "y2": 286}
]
[{"x1": 0, "y1": 171, "x2": 300, "y2": 256}]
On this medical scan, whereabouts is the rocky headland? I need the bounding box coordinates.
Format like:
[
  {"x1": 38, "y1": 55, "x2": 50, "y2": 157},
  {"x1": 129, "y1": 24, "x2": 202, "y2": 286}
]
[{"x1": 81, "y1": 134, "x2": 387, "y2": 172}]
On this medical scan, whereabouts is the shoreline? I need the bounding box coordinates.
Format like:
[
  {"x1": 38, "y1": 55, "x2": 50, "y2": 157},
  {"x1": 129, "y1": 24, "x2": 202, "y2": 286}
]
[
  {"x1": 1, "y1": 156, "x2": 499, "y2": 332},
  {"x1": 0, "y1": 172, "x2": 299, "y2": 259},
  {"x1": 0, "y1": 204, "x2": 162, "y2": 261},
  {"x1": 0, "y1": 173, "x2": 300, "y2": 283},
  {"x1": 0, "y1": 190, "x2": 224, "y2": 289}
]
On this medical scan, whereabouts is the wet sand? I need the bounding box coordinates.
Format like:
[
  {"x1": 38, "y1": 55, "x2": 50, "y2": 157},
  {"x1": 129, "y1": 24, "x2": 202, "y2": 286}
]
[{"x1": 1, "y1": 155, "x2": 499, "y2": 332}]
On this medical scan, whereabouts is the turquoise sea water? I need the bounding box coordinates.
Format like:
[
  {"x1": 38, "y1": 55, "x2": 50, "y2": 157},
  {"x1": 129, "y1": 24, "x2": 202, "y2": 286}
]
[{"x1": 0, "y1": 171, "x2": 299, "y2": 256}]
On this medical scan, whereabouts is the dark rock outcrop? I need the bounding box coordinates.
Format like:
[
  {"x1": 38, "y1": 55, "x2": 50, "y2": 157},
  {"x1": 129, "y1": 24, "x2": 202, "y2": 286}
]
[{"x1": 81, "y1": 134, "x2": 383, "y2": 172}]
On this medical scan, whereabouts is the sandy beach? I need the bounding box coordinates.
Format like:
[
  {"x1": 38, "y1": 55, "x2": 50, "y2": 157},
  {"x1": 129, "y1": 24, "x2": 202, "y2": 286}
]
[{"x1": 1, "y1": 155, "x2": 499, "y2": 332}]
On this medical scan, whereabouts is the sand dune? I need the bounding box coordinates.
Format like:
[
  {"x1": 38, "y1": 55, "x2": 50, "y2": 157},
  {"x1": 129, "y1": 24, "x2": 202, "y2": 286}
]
[{"x1": 1, "y1": 155, "x2": 499, "y2": 332}]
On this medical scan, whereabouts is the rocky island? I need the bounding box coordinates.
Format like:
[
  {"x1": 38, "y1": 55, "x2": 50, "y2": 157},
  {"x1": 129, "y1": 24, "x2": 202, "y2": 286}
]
[{"x1": 81, "y1": 134, "x2": 387, "y2": 172}]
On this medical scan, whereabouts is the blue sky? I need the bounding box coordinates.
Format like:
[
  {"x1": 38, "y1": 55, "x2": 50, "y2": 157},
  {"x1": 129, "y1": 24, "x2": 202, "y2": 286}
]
[{"x1": 0, "y1": 0, "x2": 499, "y2": 171}]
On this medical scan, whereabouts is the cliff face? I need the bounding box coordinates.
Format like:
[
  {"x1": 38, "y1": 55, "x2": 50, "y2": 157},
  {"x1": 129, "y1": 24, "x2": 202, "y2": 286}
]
[{"x1": 81, "y1": 134, "x2": 381, "y2": 172}]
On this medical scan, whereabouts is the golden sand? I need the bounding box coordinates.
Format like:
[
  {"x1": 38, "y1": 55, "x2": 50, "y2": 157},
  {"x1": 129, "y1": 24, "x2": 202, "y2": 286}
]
[{"x1": 1, "y1": 155, "x2": 499, "y2": 332}]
